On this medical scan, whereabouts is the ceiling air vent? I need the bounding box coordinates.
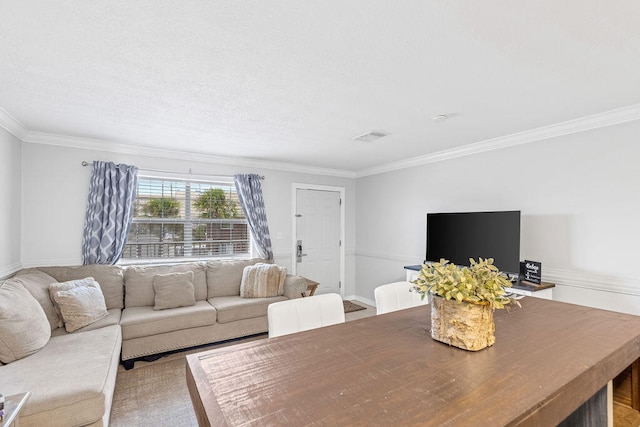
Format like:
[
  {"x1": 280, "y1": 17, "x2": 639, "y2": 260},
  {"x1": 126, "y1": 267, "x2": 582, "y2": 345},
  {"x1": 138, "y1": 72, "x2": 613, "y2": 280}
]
[{"x1": 352, "y1": 131, "x2": 387, "y2": 142}]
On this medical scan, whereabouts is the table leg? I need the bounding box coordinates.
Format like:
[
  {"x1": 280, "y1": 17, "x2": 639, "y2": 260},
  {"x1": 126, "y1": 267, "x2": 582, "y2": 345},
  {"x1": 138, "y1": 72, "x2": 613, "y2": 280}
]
[{"x1": 632, "y1": 358, "x2": 640, "y2": 410}]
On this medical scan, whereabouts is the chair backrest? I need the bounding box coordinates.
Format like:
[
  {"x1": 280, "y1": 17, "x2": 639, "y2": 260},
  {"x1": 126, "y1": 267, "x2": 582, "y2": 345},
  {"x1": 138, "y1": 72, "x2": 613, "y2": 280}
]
[
  {"x1": 374, "y1": 281, "x2": 428, "y2": 315},
  {"x1": 268, "y1": 293, "x2": 345, "y2": 338}
]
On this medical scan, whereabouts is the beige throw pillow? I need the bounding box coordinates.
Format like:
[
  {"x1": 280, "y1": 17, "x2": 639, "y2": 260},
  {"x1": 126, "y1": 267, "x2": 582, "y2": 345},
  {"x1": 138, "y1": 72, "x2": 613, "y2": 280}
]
[
  {"x1": 0, "y1": 280, "x2": 51, "y2": 363},
  {"x1": 12, "y1": 270, "x2": 62, "y2": 331},
  {"x1": 49, "y1": 278, "x2": 109, "y2": 332},
  {"x1": 240, "y1": 263, "x2": 287, "y2": 298},
  {"x1": 152, "y1": 271, "x2": 196, "y2": 310}
]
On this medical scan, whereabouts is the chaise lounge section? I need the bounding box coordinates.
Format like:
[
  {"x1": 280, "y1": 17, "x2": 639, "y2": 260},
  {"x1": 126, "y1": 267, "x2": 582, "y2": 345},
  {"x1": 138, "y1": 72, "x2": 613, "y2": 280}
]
[{"x1": 0, "y1": 266, "x2": 124, "y2": 426}]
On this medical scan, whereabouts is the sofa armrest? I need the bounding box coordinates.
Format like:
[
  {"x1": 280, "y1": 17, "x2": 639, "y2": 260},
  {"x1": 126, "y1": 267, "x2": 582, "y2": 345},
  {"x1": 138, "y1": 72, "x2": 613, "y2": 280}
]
[{"x1": 283, "y1": 275, "x2": 309, "y2": 299}]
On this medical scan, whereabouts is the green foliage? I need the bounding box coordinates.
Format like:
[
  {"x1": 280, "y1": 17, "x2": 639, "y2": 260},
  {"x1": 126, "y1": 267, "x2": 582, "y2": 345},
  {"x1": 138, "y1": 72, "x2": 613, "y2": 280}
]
[
  {"x1": 412, "y1": 258, "x2": 518, "y2": 309},
  {"x1": 142, "y1": 198, "x2": 180, "y2": 218},
  {"x1": 193, "y1": 188, "x2": 238, "y2": 219}
]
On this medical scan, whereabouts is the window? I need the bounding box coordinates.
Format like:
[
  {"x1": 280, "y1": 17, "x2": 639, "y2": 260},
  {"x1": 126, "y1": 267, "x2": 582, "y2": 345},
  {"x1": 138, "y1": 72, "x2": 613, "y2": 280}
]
[{"x1": 122, "y1": 176, "x2": 250, "y2": 260}]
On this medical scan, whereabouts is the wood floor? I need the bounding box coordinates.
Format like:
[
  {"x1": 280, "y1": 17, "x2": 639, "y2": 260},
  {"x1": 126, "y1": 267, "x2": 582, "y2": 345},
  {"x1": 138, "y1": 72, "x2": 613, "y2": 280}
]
[{"x1": 109, "y1": 299, "x2": 640, "y2": 426}]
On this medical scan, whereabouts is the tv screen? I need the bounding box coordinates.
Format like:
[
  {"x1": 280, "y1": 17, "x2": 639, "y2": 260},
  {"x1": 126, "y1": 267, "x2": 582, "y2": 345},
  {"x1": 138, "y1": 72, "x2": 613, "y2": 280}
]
[{"x1": 426, "y1": 211, "x2": 521, "y2": 275}]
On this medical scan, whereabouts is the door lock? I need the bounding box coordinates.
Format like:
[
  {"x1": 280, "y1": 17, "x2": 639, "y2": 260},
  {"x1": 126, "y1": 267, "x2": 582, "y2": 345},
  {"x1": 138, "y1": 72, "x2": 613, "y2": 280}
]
[{"x1": 296, "y1": 240, "x2": 307, "y2": 262}]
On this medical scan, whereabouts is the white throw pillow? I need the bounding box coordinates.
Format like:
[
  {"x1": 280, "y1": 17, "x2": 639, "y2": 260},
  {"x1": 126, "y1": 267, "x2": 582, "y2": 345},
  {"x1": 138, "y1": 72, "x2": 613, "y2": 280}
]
[
  {"x1": 49, "y1": 278, "x2": 109, "y2": 332},
  {"x1": 0, "y1": 280, "x2": 51, "y2": 363}
]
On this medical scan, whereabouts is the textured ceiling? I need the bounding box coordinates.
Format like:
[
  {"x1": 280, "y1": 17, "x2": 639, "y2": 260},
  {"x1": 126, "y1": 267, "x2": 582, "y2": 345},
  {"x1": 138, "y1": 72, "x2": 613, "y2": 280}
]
[{"x1": 1, "y1": 1, "x2": 640, "y2": 173}]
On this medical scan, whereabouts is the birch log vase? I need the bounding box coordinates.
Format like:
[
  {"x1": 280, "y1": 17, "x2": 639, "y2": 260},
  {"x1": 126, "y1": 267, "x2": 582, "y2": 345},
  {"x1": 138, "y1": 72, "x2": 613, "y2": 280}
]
[{"x1": 430, "y1": 295, "x2": 495, "y2": 351}]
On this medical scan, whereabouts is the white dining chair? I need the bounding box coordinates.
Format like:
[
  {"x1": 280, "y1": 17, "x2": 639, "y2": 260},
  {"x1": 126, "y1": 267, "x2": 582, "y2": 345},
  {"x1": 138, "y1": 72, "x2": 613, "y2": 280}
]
[
  {"x1": 268, "y1": 293, "x2": 345, "y2": 338},
  {"x1": 374, "y1": 281, "x2": 429, "y2": 315}
]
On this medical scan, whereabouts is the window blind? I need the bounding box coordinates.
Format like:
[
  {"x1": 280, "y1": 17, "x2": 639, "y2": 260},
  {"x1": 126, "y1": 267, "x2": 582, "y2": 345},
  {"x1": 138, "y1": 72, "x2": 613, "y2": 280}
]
[{"x1": 122, "y1": 176, "x2": 250, "y2": 260}]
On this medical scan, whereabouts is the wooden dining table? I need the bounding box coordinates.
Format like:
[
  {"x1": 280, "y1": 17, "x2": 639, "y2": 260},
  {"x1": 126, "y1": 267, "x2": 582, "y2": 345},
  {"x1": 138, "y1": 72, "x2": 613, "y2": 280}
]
[{"x1": 186, "y1": 297, "x2": 640, "y2": 426}]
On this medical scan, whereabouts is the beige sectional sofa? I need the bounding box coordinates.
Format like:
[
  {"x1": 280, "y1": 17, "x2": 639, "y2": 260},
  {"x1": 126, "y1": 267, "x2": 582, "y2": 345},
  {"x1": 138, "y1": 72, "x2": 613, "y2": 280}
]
[
  {"x1": 0, "y1": 258, "x2": 307, "y2": 427},
  {"x1": 0, "y1": 265, "x2": 124, "y2": 427},
  {"x1": 118, "y1": 259, "x2": 305, "y2": 367}
]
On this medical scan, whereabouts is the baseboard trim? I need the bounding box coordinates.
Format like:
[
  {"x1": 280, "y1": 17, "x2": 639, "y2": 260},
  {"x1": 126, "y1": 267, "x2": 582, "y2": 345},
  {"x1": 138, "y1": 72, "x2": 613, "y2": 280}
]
[
  {"x1": 0, "y1": 262, "x2": 23, "y2": 279},
  {"x1": 21, "y1": 258, "x2": 83, "y2": 268},
  {"x1": 346, "y1": 295, "x2": 376, "y2": 307}
]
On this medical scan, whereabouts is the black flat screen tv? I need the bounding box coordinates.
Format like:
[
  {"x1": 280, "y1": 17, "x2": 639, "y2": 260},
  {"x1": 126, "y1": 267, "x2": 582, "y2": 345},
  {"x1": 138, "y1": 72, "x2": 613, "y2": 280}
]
[{"x1": 426, "y1": 210, "x2": 521, "y2": 276}]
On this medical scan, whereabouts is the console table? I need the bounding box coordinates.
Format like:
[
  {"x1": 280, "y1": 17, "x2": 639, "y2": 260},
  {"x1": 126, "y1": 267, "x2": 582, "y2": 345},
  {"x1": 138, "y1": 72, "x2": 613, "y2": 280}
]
[
  {"x1": 187, "y1": 298, "x2": 640, "y2": 426},
  {"x1": 404, "y1": 265, "x2": 555, "y2": 299},
  {"x1": 301, "y1": 281, "x2": 319, "y2": 297}
]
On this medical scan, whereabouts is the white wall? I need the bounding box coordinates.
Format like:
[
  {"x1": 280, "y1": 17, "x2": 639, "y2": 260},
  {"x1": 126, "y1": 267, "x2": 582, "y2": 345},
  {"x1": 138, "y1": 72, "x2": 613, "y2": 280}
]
[
  {"x1": 0, "y1": 128, "x2": 22, "y2": 277},
  {"x1": 20, "y1": 143, "x2": 357, "y2": 295},
  {"x1": 355, "y1": 120, "x2": 640, "y2": 314},
  {"x1": 12, "y1": 119, "x2": 640, "y2": 315}
]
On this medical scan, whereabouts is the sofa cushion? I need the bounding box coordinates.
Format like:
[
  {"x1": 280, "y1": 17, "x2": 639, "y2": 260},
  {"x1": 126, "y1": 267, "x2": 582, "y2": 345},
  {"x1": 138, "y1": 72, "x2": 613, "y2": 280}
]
[
  {"x1": 37, "y1": 264, "x2": 124, "y2": 310},
  {"x1": 153, "y1": 271, "x2": 196, "y2": 310},
  {"x1": 240, "y1": 263, "x2": 287, "y2": 298},
  {"x1": 208, "y1": 295, "x2": 287, "y2": 324},
  {"x1": 50, "y1": 308, "x2": 121, "y2": 337},
  {"x1": 11, "y1": 270, "x2": 60, "y2": 331},
  {"x1": 0, "y1": 324, "x2": 121, "y2": 427},
  {"x1": 206, "y1": 258, "x2": 264, "y2": 298},
  {"x1": 0, "y1": 280, "x2": 51, "y2": 364},
  {"x1": 124, "y1": 263, "x2": 207, "y2": 308},
  {"x1": 49, "y1": 278, "x2": 109, "y2": 332},
  {"x1": 120, "y1": 301, "x2": 216, "y2": 340}
]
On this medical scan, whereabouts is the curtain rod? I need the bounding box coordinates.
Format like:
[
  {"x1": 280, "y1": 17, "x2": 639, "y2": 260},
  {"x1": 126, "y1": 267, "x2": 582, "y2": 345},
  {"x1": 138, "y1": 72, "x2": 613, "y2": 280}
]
[{"x1": 81, "y1": 161, "x2": 265, "y2": 179}]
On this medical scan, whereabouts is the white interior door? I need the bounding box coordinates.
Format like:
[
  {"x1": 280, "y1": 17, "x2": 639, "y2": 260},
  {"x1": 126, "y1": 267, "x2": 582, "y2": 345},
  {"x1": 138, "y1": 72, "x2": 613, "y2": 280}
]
[{"x1": 295, "y1": 189, "x2": 341, "y2": 295}]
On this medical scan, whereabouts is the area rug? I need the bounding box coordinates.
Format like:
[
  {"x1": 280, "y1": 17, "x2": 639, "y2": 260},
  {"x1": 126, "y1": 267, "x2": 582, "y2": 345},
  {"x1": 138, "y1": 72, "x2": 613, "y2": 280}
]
[
  {"x1": 111, "y1": 358, "x2": 197, "y2": 427},
  {"x1": 343, "y1": 300, "x2": 366, "y2": 313}
]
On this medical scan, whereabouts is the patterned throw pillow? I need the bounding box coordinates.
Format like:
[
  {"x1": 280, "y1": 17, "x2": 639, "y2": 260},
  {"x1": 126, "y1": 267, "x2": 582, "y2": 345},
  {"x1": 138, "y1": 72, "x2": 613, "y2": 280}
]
[{"x1": 240, "y1": 263, "x2": 287, "y2": 298}]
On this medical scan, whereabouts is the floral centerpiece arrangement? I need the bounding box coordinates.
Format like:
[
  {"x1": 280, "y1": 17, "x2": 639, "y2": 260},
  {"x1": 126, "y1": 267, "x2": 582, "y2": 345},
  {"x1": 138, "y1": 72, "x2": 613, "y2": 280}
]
[{"x1": 412, "y1": 257, "x2": 519, "y2": 350}]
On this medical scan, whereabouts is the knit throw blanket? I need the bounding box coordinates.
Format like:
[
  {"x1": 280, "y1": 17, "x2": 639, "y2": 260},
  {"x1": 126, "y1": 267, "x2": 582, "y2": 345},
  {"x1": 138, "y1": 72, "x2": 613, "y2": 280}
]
[{"x1": 240, "y1": 263, "x2": 287, "y2": 298}]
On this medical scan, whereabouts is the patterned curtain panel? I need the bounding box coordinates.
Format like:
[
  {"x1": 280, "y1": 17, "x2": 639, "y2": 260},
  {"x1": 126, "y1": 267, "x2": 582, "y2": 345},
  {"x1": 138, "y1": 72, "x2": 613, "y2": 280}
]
[
  {"x1": 234, "y1": 174, "x2": 274, "y2": 260},
  {"x1": 82, "y1": 161, "x2": 138, "y2": 265}
]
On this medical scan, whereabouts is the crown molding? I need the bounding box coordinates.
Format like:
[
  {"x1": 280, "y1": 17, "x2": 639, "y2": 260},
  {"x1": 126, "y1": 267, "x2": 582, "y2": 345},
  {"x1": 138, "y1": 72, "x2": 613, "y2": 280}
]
[
  {"x1": 356, "y1": 103, "x2": 640, "y2": 178},
  {"x1": 0, "y1": 107, "x2": 28, "y2": 140},
  {"x1": 22, "y1": 130, "x2": 357, "y2": 179},
  {"x1": 9, "y1": 102, "x2": 640, "y2": 179}
]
